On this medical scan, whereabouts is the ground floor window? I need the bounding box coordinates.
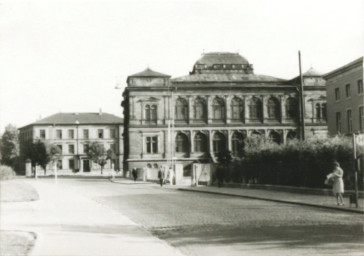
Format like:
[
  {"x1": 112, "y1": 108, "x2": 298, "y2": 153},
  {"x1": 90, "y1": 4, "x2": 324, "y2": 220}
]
[
  {"x1": 57, "y1": 160, "x2": 63, "y2": 170},
  {"x1": 146, "y1": 136, "x2": 158, "y2": 153},
  {"x1": 69, "y1": 159, "x2": 75, "y2": 170}
]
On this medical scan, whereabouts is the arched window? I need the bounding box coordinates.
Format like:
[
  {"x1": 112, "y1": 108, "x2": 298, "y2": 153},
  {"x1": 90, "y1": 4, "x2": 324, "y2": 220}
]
[
  {"x1": 212, "y1": 97, "x2": 225, "y2": 120},
  {"x1": 315, "y1": 103, "x2": 321, "y2": 120},
  {"x1": 153, "y1": 163, "x2": 158, "y2": 169},
  {"x1": 175, "y1": 98, "x2": 188, "y2": 121},
  {"x1": 194, "y1": 98, "x2": 206, "y2": 120},
  {"x1": 231, "y1": 132, "x2": 244, "y2": 156},
  {"x1": 176, "y1": 133, "x2": 189, "y2": 153},
  {"x1": 231, "y1": 97, "x2": 244, "y2": 120},
  {"x1": 147, "y1": 163, "x2": 152, "y2": 168},
  {"x1": 151, "y1": 105, "x2": 157, "y2": 121},
  {"x1": 194, "y1": 132, "x2": 207, "y2": 152},
  {"x1": 269, "y1": 131, "x2": 281, "y2": 144},
  {"x1": 267, "y1": 97, "x2": 280, "y2": 120},
  {"x1": 145, "y1": 105, "x2": 150, "y2": 120},
  {"x1": 287, "y1": 131, "x2": 297, "y2": 141},
  {"x1": 249, "y1": 97, "x2": 262, "y2": 120},
  {"x1": 286, "y1": 98, "x2": 298, "y2": 119},
  {"x1": 322, "y1": 103, "x2": 327, "y2": 121},
  {"x1": 213, "y1": 132, "x2": 226, "y2": 153}
]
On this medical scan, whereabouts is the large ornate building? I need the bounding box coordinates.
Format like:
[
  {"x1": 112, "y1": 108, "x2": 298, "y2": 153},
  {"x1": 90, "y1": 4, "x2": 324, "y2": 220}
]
[{"x1": 122, "y1": 52, "x2": 328, "y2": 174}]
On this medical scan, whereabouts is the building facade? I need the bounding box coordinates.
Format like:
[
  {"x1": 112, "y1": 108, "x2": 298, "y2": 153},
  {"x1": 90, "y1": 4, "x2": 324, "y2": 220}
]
[
  {"x1": 19, "y1": 112, "x2": 123, "y2": 174},
  {"x1": 323, "y1": 57, "x2": 363, "y2": 136},
  {"x1": 122, "y1": 52, "x2": 328, "y2": 176}
]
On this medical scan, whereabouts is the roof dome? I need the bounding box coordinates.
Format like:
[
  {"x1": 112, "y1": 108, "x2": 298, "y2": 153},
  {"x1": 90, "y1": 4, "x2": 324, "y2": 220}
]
[{"x1": 192, "y1": 52, "x2": 253, "y2": 74}]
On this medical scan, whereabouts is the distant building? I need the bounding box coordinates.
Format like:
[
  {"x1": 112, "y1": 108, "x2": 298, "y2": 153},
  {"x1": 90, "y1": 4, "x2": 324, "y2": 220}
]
[
  {"x1": 18, "y1": 112, "x2": 123, "y2": 174},
  {"x1": 122, "y1": 52, "x2": 328, "y2": 175},
  {"x1": 323, "y1": 57, "x2": 363, "y2": 135}
]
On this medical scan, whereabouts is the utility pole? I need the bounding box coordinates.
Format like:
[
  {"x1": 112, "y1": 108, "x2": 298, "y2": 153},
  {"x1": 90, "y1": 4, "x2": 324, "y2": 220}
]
[{"x1": 298, "y1": 51, "x2": 305, "y2": 141}]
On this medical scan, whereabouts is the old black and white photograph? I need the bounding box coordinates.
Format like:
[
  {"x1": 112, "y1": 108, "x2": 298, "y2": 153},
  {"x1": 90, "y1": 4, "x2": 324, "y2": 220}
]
[{"x1": 0, "y1": 0, "x2": 363, "y2": 255}]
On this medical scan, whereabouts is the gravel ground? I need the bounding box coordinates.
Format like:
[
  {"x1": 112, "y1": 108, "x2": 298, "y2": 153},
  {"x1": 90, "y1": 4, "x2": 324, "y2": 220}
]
[
  {"x1": 0, "y1": 231, "x2": 36, "y2": 256},
  {"x1": 0, "y1": 180, "x2": 39, "y2": 202}
]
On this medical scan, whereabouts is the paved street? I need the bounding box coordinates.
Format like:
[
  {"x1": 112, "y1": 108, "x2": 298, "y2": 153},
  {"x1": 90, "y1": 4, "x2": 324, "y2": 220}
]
[{"x1": 55, "y1": 178, "x2": 364, "y2": 256}]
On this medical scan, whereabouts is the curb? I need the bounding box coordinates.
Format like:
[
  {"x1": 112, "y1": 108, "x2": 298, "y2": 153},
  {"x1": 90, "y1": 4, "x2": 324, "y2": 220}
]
[{"x1": 178, "y1": 188, "x2": 364, "y2": 214}]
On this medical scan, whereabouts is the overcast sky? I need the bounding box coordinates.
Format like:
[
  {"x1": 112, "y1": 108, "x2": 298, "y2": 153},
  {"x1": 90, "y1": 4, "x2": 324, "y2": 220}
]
[{"x1": 0, "y1": 0, "x2": 363, "y2": 133}]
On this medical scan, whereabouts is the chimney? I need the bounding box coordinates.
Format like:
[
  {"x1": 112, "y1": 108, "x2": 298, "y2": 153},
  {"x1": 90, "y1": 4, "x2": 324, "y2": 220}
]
[{"x1": 99, "y1": 108, "x2": 102, "y2": 115}]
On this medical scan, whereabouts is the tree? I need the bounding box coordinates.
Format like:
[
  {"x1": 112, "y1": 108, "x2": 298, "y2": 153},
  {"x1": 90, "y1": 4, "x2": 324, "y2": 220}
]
[
  {"x1": 85, "y1": 142, "x2": 107, "y2": 174},
  {"x1": 21, "y1": 140, "x2": 49, "y2": 176},
  {"x1": 216, "y1": 149, "x2": 232, "y2": 185},
  {"x1": 47, "y1": 144, "x2": 62, "y2": 175},
  {"x1": 0, "y1": 124, "x2": 19, "y2": 167},
  {"x1": 106, "y1": 148, "x2": 116, "y2": 170}
]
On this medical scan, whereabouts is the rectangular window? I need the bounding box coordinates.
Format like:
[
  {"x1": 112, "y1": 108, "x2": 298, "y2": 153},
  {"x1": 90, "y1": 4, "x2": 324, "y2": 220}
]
[
  {"x1": 68, "y1": 129, "x2": 74, "y2": 139},
  {"x1": 110, "y1": 144, "x2": 115, "y2": 152},
  {"x1": 40, "y1": 129, "x2": 46, "y2": 139},
  {"x1": 358, "y1": 80, "x2": 363, "y2": 94},
  {"x1": 110, "y1": 129, "x2": 115, "y2": 139},
  {"x1": 83, "y1": 143, "x2": 89, "y2": 154},
  {"x1": 68, "y1": 144, "x2": 75, "y2": 154},
  {"x1": 359, "y1": 106, "x2": 364, "y2": 131},
  {"x1": 69, "y1": 159, "x2": 74, "y2": 170},
  {"x1": 347, "y1": 109, "x2": 352, "y2": 133},
  {"x1": 345, "y1": 84, "x2": 351, "y2": 98},
  {"x1": 335, "y1": 88, "x2": 340, "y2": 100},
  {"x1": 57, "y1": 160, "x2": 63, "y2": 170},
  {"x1": 57, "y1": 144, "x2": 63, "y2": 153},
  {"x1": 83, "y1": 129, "x2": 89, "y2": 139},
  {"x1": 98, "y1": 129, "x2": 103, "y2": 139},
  {"x1": 336, "y1": 112, "x2": 341, "y2": 133},
  {"x1": 56, "y1": 129, "x2": 62, "y2": 139},
  {"x1": 146, "y1": 136, "x2": 158, "y2": 153}
]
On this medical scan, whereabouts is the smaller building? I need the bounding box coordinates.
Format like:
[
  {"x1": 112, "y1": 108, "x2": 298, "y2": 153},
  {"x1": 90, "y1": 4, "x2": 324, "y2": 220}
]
[
  {"x1": 18, "y1": 112, "x2": 123, "y2": 174},
  {"x1": 324, "y1": 57, "x2": 363, "y2": 135}
]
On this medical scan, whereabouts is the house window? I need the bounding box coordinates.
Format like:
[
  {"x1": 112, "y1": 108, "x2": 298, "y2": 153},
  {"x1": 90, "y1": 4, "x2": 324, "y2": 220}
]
[
  {"x1": 347, "y1": 109, "x2": 352, "y2": 133},
  {"x1": 267, "y1": 97, "x2": 280, "y2": 120},
  {"x1": 68, "y1": 129, "x2": 74, "y2": 139},
  {"x1": 194, "y1": 98, "x2": 206, "y2": 120},
  {"x1": 57, "y1": 160, "x2": 63, "y2": 170},
  {"x1": 315, "y1": 103, "x2": 321, "y2": 120},
  {"x1": 98, "y1": 129, "x2": 104, "y2": 139},
  {"x1": 212, "y1": 97, "x2": 225, "y2": 120},
  {"x1": 335, "y1": 88, "x2": 340, "y2": 100},
  {"x1": 40, "y1": 129, "x2": 46, "y2": 139},
  {"x1": 345, "y1": 84, "x2": 351, "y2": 98},
  {"x1": 175, "y1": 133, "x2": 188, "y2": 153},
  {"x1": 322, "y1": 103, "x2": 327, "y2": 121},
  {"x1": 175, "y1": 98, "x2": 188, "y2": 121},
  {"x1": 286, "y1": 98, "x2": 298, "y2": 119},
  {"x1": 359, "y1": 106, "x2": 364, "y2": 131},
  {"x1": 336, "y1": 112, "x2": 341, "y2": 133},
  {"x1": 83, "y1": 129, "x2": 89, "y2": 139},
  {"x1": 146, "y1": 136, "x2": 158, "y2": 154},
  {"x1": 56, "y1": 129, "x2": 62, "y2": 139},
  {"x1": 110, "y1": 129, "x2": 115, "y2": 139},
  {"x1": 249, "y1": 97, "x2": 262, "y2": 120},
  {"x1": 231, "y1": 132, "x2": 244, "y2": 156},
  {"x1": 358, "y1": 80, "x2": 363, "y2": 94},
  {"x1": 231, "y1": 97, "x2": 244, "y2": 120},
  {"x1": 57, "y1": 145, "x2": 63, "y2": 153},
  {"x1": 194, "y1": 132, "x2": 207, "y2": 152},
  {"x1": 145, "y1": 105, "x2": 157, "y2": 121},
  {"x1": 83, "y1": 143, "x2": 89, "y2": 154},
  {"x1": 110, "y1": 143, "x2": 115, "y2": 152},
  {"x1": 68, "y1": 144, "x2": 75, "y2": 154},
  {"x1": 69, "y1": 159, "x2": 75, "y2": 170},
  {"x1": 213, "y1": 132, "x2": 226, "y2": 153}
]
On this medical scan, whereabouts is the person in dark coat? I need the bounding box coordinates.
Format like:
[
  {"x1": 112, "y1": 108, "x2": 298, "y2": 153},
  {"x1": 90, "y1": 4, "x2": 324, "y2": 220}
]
[
  {"x1": 216, "y1": 166, "x2": 224, "y2": 188},
  {"x1": 132, "y1": 168, "x2": 138, "y2": 182},
  {"x1": 158, "y1": 168, "x2": 164, "y2": 187}
]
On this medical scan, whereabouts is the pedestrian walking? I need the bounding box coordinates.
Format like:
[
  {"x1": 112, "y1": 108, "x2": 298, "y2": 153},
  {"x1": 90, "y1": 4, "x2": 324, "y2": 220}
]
[
  {"x1": 158, "y1": 168, "x2": 164, "y2": 187},
  {"x1": 326, "y1": 161, "x2": 345, "y2": 205},
  {"x1": 132, "y1": 168, "x2": 138, "y2": 182}
]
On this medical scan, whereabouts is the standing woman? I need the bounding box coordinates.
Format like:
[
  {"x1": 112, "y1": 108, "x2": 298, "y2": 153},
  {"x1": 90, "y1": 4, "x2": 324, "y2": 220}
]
[{"x1": 327, "y1": 161, "x2": 345, "y2": 205}]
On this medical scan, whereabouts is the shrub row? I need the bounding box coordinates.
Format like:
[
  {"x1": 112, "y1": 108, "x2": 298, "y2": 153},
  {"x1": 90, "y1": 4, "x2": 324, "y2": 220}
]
[{"x1": 223, "y1": 136, "x2": 362, "y2": 190}]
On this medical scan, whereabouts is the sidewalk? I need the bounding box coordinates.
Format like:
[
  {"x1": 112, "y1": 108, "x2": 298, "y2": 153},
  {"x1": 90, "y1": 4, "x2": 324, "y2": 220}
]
[
  {"x1": 1, "y1": 179, "x2": 184, "y2": 256},
  {"x1": 178, "y1": 185, "x2": 364, "y2": 214}
]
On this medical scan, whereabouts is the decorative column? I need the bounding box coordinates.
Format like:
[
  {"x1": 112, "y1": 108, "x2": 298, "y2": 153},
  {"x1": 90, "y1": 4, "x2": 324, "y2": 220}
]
[
  {"x1": 280, "y1": 95, "x2": 285, "y2": 123},
  {"x1": 190, "y1": 130, "x2": 194, "y2": 154},
  {"x1": 243, "y1": 95, "x2": 249, "y2": 123},
  {"x1": 227, "y1": 130, "x2": 232, "y2": 151},
  {"x1": 130, "y1": 96, "x2": 135, "y2": 120},
  {"x1": 208, "y1": 130, "x2": 213, "y2": 155},
  {"x1": 225, "y1": 95, "x2": 230, "y2": 124},
  {"x1": 262, "y1": 95, "x2": 267, "y2": 123},
  {"x1": 206, "y1": 96, "x2": 211, "y2": 124},
  {"x1": 188, "y1": 96, "x2": 193, "y2": 124}
]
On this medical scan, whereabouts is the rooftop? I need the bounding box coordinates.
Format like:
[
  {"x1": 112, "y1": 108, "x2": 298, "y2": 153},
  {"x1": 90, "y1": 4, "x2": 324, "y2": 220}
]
[
  {"x1": 19, "y1": 112, "x2": 123, "y2": 129},
  {"x1": 128, "y1": 68, "x2": 170, "y2": 78},
  {"x1": 172, "y1": 73, "x2": 285, "y2": 83},
  {"x1": 195, "y1": 52, "x2": 249, "y2": 66}
]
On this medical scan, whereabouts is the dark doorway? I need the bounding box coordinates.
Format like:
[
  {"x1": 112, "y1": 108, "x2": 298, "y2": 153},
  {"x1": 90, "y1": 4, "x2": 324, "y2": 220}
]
[{"x1": 83, "y1": 160, "x2": 90, "y2": 172}]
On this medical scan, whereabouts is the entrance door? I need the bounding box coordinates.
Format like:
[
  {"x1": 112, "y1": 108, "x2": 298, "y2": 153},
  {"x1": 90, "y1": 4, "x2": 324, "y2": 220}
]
[{"x1": 83, "y1": 160, "x2": 90, "y2": 172}]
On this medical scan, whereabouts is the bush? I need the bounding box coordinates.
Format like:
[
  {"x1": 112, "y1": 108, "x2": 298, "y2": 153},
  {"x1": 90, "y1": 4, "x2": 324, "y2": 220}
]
[
  {"x1": 0, "y1": 165, "x2": 16, "y2": 180},
  {"x1": 236, "y1": 135, "x2": 362, "y2": 190}
]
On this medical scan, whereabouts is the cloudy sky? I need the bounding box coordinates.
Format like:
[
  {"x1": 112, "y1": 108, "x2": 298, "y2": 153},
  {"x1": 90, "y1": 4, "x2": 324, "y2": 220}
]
[{"x1": 0, "y1": 0, "x2": 363, "y2": 133}]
